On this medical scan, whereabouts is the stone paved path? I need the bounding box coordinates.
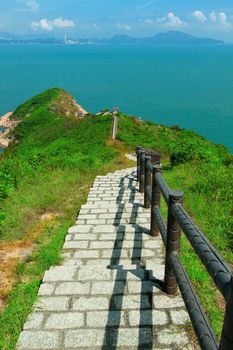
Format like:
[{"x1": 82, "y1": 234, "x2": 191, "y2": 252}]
[{"x1": 17, "y1": 165, "x2": 194, "y2": 350}]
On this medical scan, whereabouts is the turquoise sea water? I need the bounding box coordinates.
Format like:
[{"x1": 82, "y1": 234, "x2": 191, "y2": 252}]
[{"x1": 0, "y1": 44, "x2": 233, "y2": 152}]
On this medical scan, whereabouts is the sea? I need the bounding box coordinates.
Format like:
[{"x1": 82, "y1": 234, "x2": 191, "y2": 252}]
[{"x1": 0, "y1": 44, "x2": 233, "y2": 152}]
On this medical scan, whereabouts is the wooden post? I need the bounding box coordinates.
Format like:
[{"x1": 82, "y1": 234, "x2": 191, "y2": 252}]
[
  {"x1": 136, "y1": 146, "x2": 142, "y2": 182},
  {"x1": 150, "y1": 165, "x2": 162, "y2": 237},
  {"x1": 150, "y1": 152, "x2": 161, "y2": 165},
  {"x1": 139, "y1": 151, "x2": 145, "y2": 193},
  {"x1": 112, "y1": 116, "x2": 118, "y2": 140},
  {"x1": 144, "y1": 155, "x2": 151, "y2": 209},
  {"x1": 219, "y1": 274, "x2": 233, "y2": 350},
  {"x1": 164, "y1": 190, "x2": 184, "y2": 295}
]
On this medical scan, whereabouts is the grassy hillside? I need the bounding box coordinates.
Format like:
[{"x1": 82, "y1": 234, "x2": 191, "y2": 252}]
[
  {"x1": 0, "y1": 88, "x2": 128, "y2": 349},
  {"x1": 118, "y1": 114, "x2": 233, "y2": 338},
  {"x1": 0, "y1": 88, "x2": 232, "y2": 348},
  {"x1": 0, "y1": 88, "x2": 120, "y2": 240}
]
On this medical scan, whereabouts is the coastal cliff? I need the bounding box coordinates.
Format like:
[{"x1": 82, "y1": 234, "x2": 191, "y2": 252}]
[
  {"x1": 0, "y1": 112, "x2": 18, "y2": 148},
  {"x1": 0, "y1": 90, "x2": 88, "y2": 150}
]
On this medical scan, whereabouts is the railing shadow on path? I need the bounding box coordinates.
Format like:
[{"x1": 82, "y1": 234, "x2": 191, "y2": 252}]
[{"x1": 102, "y1": 170, "x2": 163, "y2": 350}]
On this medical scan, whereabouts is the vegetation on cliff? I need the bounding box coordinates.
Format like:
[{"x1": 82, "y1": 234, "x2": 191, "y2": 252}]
[{"x1": 0, "y1": 88, "x2": 232, "y2": 349}]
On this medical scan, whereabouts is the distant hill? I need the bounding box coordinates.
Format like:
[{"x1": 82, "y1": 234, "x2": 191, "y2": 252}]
[
  {"x1": 0, "y1": 31, "x2": 60, "y2": 44},
  {"x1": 0, "y1": 31, "x2": 224, "y2": 45},
  {"x1": 104, "y1": 31, "x2": 224, "y2": 45}
]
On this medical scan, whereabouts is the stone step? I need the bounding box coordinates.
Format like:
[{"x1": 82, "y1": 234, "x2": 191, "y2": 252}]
[{"x1": 16, "y1": 164, "x2": 194, "y2": 350}]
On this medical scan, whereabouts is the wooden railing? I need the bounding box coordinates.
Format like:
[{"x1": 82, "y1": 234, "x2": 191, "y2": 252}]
[{"x1": 136, "y1": 146, "x2": 233, "y2": 350}]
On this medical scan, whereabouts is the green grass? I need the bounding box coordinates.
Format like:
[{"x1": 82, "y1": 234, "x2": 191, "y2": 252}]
[
  {"x1": 0, "y1": 220, "x2": 68, "y2": 350},
  {"x1": 0, "y1": 89, "x2": 232, "y2": 348},
  {"x1": 118, "y1": 113, "x2": 233, "y2": 338},
  {"x1": 0, "y1": 89, "x2": 119, "y2": 240},
  {"x1": 0, "y1": 88, "x2": 125, "y2": 349}
]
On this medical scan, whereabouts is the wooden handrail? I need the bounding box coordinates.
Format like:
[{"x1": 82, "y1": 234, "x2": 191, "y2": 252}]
[{"x1": 136, "y1": 146, "x2": 233, "y2": 350}]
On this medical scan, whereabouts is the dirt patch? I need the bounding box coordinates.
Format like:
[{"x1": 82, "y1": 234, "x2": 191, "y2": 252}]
[
  {"x1": 0, "y1": 214, "x2": 57, "y2": 311},
  {"x1": 0, "y1": 242, "x2": 34, "y2": 310},
  {"x1": 39, "y1": 212, "x2": 61, "y2": 221}
]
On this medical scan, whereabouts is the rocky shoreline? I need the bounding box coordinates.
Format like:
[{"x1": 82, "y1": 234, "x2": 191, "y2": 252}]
[{"x1": 0, "y1": 112, "x2": 19, "y2": 149}]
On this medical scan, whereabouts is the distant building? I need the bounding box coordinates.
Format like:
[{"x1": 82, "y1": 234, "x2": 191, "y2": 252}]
[{"x1": 64, "y1": 34, "x2": 76, "y2": 45}]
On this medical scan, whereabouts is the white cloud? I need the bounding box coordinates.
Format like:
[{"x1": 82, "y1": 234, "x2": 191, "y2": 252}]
[
  {"x1": 116, "y1": 23, "x2": 132, "y2": 31},
  {"x1": 140, "y1": 12, "x2": 187, "y2": 28},
  {"x1": 53, "y1": 18, "x2": 75, "y2": 29},
  {"x1": 31, "y1": 19, "x2": 52, "y2": 31},
  {"x1": 193, "y1": 11, "x2": 207, "y2": 23},
  {"x1": 167, "y1": 12, "x2": 184, "y2": 27},
  {"x1": 209, "y1": 11, "x2": 217, "y2": 22},
  {"x1": 209, "y1": 11, "x2": 231, "y2": 28},
  {"x1": 158, "y1": 12, "x2": 187, "y2": 28},
  {"x1": 219, "y1": 12, "x2": 231, "y2": 28},
  {"x1": 31, "y1": 18, "x2": 75, "y2": 31}
]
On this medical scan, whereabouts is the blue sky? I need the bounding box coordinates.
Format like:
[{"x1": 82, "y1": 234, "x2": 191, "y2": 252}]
[{"x1": 1, "y1": 1, "x2": 233, "y2": 41}]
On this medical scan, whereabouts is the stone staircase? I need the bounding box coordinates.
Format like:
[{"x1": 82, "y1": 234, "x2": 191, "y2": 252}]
[{"x1": 17, "y1": 166, "x2": 194, "y2": 349}]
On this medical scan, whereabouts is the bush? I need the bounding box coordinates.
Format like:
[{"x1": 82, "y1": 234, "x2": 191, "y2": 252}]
[{"x1": 169, "y1": 132, "x2": 230, "y2": 166}]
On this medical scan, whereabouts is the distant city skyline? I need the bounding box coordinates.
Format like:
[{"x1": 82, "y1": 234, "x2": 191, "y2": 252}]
[{"x1": 1, "y1": 1, "x2": 233, "y2": 42}]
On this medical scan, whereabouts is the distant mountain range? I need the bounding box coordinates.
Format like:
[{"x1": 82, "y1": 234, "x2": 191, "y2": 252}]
[
  {"x1": 0, "y1": 31, "x2": 224, "y2": 45},
  {"x1": 103, "y1": 31, "x2": 224, "y2": 45}
]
